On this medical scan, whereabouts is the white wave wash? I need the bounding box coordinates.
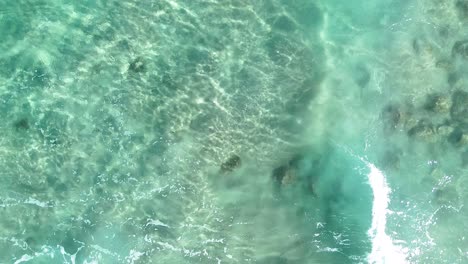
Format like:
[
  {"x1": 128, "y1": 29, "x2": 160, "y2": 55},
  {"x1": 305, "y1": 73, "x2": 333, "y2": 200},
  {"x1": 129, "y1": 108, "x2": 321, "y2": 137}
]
[{"x1": 366, "y1": 163, "x2": 408, "y2": 264}]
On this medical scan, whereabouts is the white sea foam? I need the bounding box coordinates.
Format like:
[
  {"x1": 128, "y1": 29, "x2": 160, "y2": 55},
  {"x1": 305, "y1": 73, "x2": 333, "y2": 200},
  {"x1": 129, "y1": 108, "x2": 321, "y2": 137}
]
[
  {"x1": 366, "y1": 163, "x2": 408, "y2": 264},
  {"x1": 13, "y1": 254, "x2": 34, "y2": 264}
]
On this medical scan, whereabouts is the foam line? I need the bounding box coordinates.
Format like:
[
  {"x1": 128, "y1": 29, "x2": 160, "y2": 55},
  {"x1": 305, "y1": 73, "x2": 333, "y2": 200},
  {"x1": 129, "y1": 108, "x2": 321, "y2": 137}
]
[{"x1": 366, "y1": 163, "x2": 408, "y2": 264}]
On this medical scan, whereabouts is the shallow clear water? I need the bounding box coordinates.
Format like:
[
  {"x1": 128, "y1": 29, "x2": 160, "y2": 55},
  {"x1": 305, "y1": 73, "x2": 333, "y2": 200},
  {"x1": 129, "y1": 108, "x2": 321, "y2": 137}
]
[{"x1": 0, "y1": 0, "x2": 467, "y2": 263}]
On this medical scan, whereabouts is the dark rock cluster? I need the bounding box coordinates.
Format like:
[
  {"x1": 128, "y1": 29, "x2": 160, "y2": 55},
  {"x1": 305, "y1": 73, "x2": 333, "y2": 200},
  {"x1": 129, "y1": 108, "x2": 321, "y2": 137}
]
[
  {"x1": 14, "y1": 118, "x2": 30, "y2": 130},
  {"x1": 407, "y1": 119, "x2": 435, "y2": 139},
  {"x1": 219, "y1": 154, "x2": 242, "y2": 174},
  {"x1": 379, "y1": 86, "x2": 467, "y2": 171},
  {"x1": 217, "y1": 151, "x2": 319, "y2": 200},
  {"x1": 270, "y1": 153, "x2": 317, "y2": 197},
  {"x1": 424, "y1": 93, "x2": 451, "y2": 113},
  {"x1": 128, "y1": 57, "x2": 146, "y2": 73},
  {"x1": 452, "y1": 40, "x2": 468, "y2": 59}
]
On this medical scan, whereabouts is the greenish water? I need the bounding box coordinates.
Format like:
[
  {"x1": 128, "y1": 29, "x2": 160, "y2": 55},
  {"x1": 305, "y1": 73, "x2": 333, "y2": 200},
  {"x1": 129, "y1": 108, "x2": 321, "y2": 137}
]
[{"x1": 0, "y1": 0, "x2": 467, "y2": 263}]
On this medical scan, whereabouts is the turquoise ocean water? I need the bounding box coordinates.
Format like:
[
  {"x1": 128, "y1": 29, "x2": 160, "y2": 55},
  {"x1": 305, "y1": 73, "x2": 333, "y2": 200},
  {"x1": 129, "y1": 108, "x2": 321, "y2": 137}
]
[{"x1": 0, "y1": 0, "x2": 467, "y2": 263}]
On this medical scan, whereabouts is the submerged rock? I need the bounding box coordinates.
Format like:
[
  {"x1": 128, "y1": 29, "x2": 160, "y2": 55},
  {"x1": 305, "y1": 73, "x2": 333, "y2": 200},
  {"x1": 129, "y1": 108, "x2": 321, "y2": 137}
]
[
  {"x1": 220, "y1": 154, "x2": 241, "y2": 173},
  {"x1": 271, "y1": 153, "x2": 317, "y2": 196},
  {"x1": 455, "y1": 0, "x2": 468, "y2": 19},
  {"x1": 14, "y1": 118, "x2": 29, "y2": 130},
  {"x1": 128, "y1": 57, "x2": 146, "y2": 73},
  {"x1": 450, "y1": 90, "x2": 468, "y2": 123},
  {"x1": 436, "y1": 124, "x2": 455, "y2": 137},
  {"x1": 412, "y1": 38, "x2": 422, "y2": 54},
  {"x1": 424, "y1": 93, "x2": 451, "y2": 113},
  {"x1": 452, "y1": 40, "x2": 468, "y2": 59},
  {"x1": 282, "y1": 169, "x2": 296, "y2": 185},
  {"x1": 287, "y1": 153, "x2": 304, "y2": 168},
  {"x1": 381, "y1": 104, "x2": 401, "y2": 131},
  {"x1": 448, "y1": 121, "x2": 468, "y2": 146},
  {"x1": 353, "y1": 64, "x2": 371, "y2": 88},
  {"x1": 447, "y1": 72, "x2": 460, "y2": 87},
  {"x1": 448, "y1": 127, "x2": 464, "y2": 145},
  {"x1": 272, "y1": 165, "x2": 290, "y2": 186},
  {"x1": 272, "y1": 162, "x2": 298, "y2": 197},
  {"x1": 407, "y1": 119, "x2": 435, "y2": 139}
]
